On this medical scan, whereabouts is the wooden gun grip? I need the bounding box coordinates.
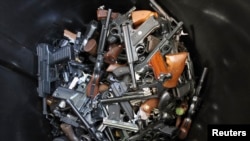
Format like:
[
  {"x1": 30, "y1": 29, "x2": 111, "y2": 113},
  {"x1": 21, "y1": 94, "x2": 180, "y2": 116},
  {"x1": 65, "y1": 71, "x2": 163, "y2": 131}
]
[
  {"x1": 106, "y1": 63, "x2": 126, "y2": 72},
  {"x1": 149, "y1": 51, "x2": 169, "y2": 80},
  {"x1": 163, "y1": 52, "x2": 188, "y2": 88},
  {"x1": 179, "y1": 118, "x2": 192, "y2": 140},
  {"x1": 99, "y1": 83, "x2": 109, "y2": 93},
  {"x1": 104, "y1": 44, "x2": 123, "y2": 64},
  {"x1": 140, "y1": 98, "x2": 159, "y2": 115},
  {"x1": 132, "y1": 10, "x2": 158, "y2": 27},
  {"x1": 64, "y1": 29, "x2": 77, "y2": 41},
  {"x1": 86, "y1": 76, "x2": 100, "y2": 98},
  {"x1": 97, "y1": 9, "x2": 119, "y2": 21},
  {"x1": 147, "y1": 35, "x2": 160, "y2": 52},
  {"x1": 60, "y1": 123, "x2": 79, "y2": 141},
  {"x1": 83, "y1": 39, "x2": 97, "y2": 56}
]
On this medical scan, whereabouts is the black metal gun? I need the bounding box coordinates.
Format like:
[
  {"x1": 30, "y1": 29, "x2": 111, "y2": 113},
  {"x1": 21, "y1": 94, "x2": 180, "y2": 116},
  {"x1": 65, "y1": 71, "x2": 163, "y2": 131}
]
[
  {"x1": 86, "y1": 9, "x2": 112, "y2": 98},
  {"x1": 179, "y1": 67, "x2": 208, "y2": 139},
  {"x1": 134, "y1": 21, "x2": 183, "y2": 74},
  {"x1": 110, "y1": 81, "x2": 134, "y2": 119},
  {"x1": 108, "y1": 6, "x2": 136, "y2": 44},
  {"x1": 37, "y1": 43, "x2": 74, "y2": 114}
]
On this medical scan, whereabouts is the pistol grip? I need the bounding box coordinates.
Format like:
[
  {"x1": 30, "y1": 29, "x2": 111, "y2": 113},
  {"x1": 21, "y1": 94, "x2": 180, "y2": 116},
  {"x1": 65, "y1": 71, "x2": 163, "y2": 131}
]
[
  {"x1": 179, "y1": 118, "x2": 192, "y2": 140},
  {"x1": 64, "y1": 29, "x2": 77, "y2": 42},
  {"x1": 60, "y1": 123, "x2": 79, "y2": 141},
  {"x1": 140, "y1": 98, "x2": 159, "y2": 118},
  {"x1": 149, "y1": 51, "x2": 169, "y2": 80},
  {"x1": 86, "y1": 76, "x2": 100, "y2": 98},
  {"x1": 163, "y1": 52, "x2": 188, "y2": 88},
  {"x1": 104, "y1": 44, "x2": 123, "y2": 64},
  {"x1": 132, "y1": 10, "x2": 158, "y2": 27},
  {"x1": 97, "y1": 9, "x2": 119, "y2": 21},
  {"x1": 106, "y1": 63, "x2": 126, "y2": 72},
  {"x1": 84, "y1": 39, "x2": 97, "y2": 56}
]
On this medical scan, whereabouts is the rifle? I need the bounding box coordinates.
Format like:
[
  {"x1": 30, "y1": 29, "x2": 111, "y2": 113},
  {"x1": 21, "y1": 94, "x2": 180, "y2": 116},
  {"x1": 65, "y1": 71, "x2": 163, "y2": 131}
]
[{"x1": 86, "y1": 9, "x2": 112, "y2": 98}]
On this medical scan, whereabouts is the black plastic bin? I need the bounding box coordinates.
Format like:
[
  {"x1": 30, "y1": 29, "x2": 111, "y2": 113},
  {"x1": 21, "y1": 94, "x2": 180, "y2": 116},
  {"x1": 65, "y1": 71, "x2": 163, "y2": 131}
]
[{"x1": 0, "y1": 0, "x2": 250, "y2": 141}]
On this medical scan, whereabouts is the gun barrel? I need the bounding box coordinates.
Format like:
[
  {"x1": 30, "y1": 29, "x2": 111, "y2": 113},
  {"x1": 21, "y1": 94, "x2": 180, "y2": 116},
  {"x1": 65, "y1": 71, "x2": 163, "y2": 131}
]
[
  {"x1": 98, "y1": 9, "x2": 112, "y2": 54},
  {"x1": 100, "y1": 94, "x2": 158, "y2": 103},
  {"x1": 103, "y1": 118, "x2": 139, "y2": 132},
  {"x1": 196, "y1": 67, "x2": 208, "y2": 96},
  {"x1": 86, "y1": 9, "x2": 112, "y2": 98},
  {"x1": 122, "y1": 23, "x2": 137, "y2": 89},
  {"x1": 149, "y1": 0, "x2": 175, "y2": 22}
]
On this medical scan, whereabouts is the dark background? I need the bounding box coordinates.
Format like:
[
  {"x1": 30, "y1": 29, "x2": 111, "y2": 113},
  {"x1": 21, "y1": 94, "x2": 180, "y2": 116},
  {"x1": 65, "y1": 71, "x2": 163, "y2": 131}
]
[{"x1": 0, "y1": 0, "x2": 249, "y2": 140}]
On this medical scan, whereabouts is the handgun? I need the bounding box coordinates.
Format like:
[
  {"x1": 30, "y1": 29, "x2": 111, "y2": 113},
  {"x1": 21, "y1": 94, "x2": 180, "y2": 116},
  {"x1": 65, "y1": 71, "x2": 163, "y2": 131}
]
[
  {"x1": 107, "y1": 6, "x2": 136, "y2": 44},
  {"x1": 134, "y1": 21, "x2": 183, "y2": 74},
  {"x1": 37, "y1": 43, "x2": 74, "y2": 114},
  {"x1": 122, "y1": 23, "x2": 138, "y2": 89},
  {"x1": 110, "y1": 81, "x2": 134, "y2": 120}
]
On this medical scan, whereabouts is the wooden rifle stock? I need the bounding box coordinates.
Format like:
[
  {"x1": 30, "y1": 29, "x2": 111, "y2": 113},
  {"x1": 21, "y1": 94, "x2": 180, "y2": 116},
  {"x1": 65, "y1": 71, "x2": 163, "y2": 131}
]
[{"x1": 86, "y1": 9, "x2": 112, "y2": 98}]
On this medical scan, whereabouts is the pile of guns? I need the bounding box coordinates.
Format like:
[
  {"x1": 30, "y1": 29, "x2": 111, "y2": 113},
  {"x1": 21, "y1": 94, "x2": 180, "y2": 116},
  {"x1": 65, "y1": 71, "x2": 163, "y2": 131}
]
[{"x1": 36, "y1": 0, "x2": 208, "y2": 141}]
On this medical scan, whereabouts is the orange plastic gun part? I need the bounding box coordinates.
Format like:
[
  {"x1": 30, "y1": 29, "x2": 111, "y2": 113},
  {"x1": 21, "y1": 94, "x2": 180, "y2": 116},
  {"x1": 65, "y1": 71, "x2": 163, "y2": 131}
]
[{"x1": 131, "y1": 10, "x2": 158, "y2": 27}]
